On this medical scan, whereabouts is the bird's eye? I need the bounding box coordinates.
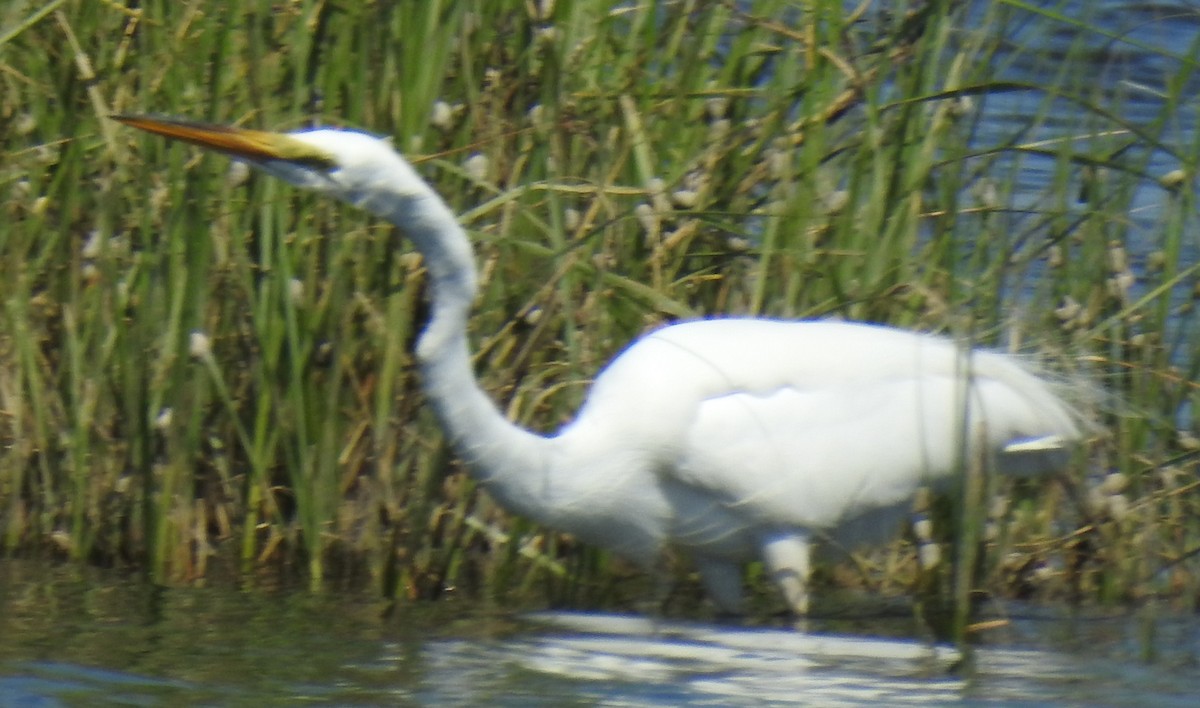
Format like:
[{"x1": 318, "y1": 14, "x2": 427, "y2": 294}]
[{"x1": 295, "y1": 154, "x2": 339, "y2": 172}]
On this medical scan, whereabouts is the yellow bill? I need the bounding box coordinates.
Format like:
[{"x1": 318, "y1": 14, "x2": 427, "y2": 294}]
[{"x1": 111, "y1": 114, "x2": 336, "y2": 169}]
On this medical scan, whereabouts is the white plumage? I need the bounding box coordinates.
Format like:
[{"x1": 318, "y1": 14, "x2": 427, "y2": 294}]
[{"x1": 116, "y1": 116, "x2": 1084, "y2": 616}]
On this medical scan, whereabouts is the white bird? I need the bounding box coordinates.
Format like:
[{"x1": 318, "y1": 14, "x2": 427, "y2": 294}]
[{"x1": 114, "y1": 115, "x2": 1084, "y2": 616}]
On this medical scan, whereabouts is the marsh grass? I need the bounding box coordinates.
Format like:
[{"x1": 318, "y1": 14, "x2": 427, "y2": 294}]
[{"x1": 2, "y1": 0, "x2": 1199, "y2": 620}]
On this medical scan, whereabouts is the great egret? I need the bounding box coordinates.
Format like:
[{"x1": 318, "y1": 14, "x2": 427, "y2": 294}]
[{"x1": 114, "y1": 114, "x2": 1083, "y2": 616}]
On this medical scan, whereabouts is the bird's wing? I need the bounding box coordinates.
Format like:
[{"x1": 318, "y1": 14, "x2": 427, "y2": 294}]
[{"x1": 671, "y1": 374, "x2": 1046, "y2": 531}]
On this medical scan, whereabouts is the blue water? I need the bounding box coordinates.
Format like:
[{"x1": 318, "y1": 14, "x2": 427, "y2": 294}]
[{"x1": 964, "y1": 0, "x2": 1199, "y2": 243}]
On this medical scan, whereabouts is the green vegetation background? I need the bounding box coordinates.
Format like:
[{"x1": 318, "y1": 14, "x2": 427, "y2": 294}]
[{"x1": 2, "y1": 0, "x2": 1199, "y2": 617}]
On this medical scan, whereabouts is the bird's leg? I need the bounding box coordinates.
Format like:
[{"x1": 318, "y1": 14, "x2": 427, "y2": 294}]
[
  {"x1": 693, "y1": 555, "x2": 745, "y2": 619},
  {"x1": 761, "y1": 532, "x2": 813, "y2": 617},
  {"x1": 644, "y1": 555, "x2": 685, "y2": 619}
]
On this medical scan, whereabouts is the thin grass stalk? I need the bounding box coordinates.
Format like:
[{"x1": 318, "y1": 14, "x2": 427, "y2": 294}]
[{"x1": 953, "y1": 424, "x2": 990, "y2": 644}]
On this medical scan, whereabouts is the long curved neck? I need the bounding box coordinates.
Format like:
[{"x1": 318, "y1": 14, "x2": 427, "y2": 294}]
[{"x1": 374, "y1": 187, "x2": 551, "y2": 514}]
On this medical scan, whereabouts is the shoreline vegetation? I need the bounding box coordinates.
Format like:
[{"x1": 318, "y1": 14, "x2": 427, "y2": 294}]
[{"x1": 2, "y1": 2, "x2": 1198, "y2": 622}]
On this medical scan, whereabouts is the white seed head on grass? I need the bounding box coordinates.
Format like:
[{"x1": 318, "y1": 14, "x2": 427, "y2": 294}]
[{"x1": 189, "y1": 331, "x2": 213, "y2": 361}]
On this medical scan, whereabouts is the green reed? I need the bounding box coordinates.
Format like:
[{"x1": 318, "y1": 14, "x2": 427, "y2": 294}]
[{"x1": 0, "y1": 0, "x2": 1197, "y2": 619}]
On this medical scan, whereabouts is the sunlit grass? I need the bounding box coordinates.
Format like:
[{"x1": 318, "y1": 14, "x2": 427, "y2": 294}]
[{"x1": 1, "y1": 0, "x2": 1198, "y2": 618}]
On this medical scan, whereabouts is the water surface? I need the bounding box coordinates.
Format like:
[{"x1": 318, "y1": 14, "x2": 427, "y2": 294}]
[{"x1": 2, "y1": 560, "x2": 1199, "y2": 706}]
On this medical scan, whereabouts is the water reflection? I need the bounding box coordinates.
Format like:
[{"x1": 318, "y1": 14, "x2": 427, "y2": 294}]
[
  {"x1": 495, "y1": 612, "x2": 962, "y2": 705},
  {"x1": 2, "y1": 560, "x2": 1200, "y2": 705},
  {"x1": 412, "y1": 610, "x2": 1200, "y2": 706}
]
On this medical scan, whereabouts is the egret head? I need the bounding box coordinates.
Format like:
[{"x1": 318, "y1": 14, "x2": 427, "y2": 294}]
[
  {"x1": 112, "y1": 115, "x2": 430, "y2": 218},
  {"x1": 115, "y1": 114, "x2": 474, "y2": 296}
]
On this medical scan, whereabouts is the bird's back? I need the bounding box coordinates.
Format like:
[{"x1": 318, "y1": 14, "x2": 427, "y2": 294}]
[{"x1": 575, "y1": 318, "x2": 1079, "y2": 446}]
